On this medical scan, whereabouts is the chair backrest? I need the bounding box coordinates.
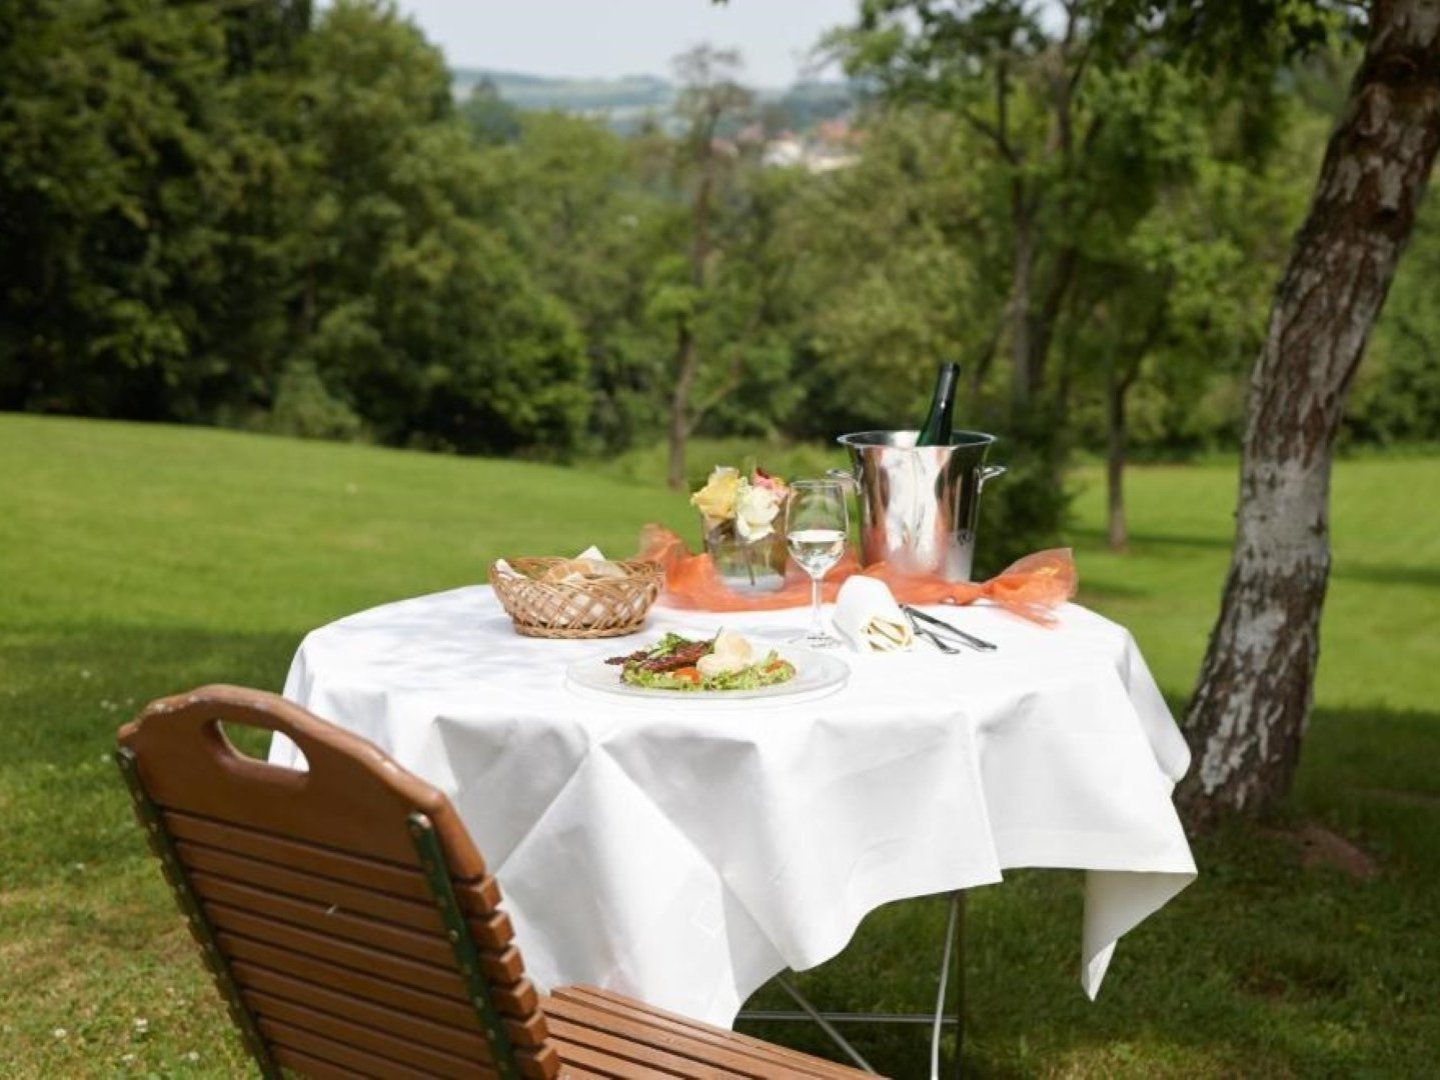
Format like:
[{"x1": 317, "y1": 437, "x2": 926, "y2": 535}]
[{"x1": 117, "y1": 685, "x2": 559, "y2": 1080}]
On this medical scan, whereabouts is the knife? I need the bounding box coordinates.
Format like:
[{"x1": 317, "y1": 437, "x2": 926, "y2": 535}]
[{"x1": 901, "y1": 605, "x2": 998, "y2": 652}]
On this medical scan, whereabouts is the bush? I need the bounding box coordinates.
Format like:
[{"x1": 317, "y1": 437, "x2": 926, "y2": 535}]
[{"x1": 266, "y1": 361, "x2": 368, "y2": 442}]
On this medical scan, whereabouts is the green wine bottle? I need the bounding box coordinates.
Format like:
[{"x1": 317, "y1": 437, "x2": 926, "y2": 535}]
[{"x1": 915, "y1": 362, "x2": 961, "y2": 446}]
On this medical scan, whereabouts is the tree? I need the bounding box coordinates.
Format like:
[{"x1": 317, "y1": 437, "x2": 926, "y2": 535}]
[
  {"x1": 281, "y1": 0, "x2": 589, "y2": 455},
  {"x1": 662, "y1": 45, "x2": 755, "y2": 489},
  {"x1": 1176, "y1": 0, "x2": 1440, "y2": 823},
  {"x1": 786, "y1": 104, "x2": 987, "y2": 434},
  {"x1": 496, "y1": 111, "x2": 671, "y2": 453},
  {"x1": 834, "y1": 0, "x2": 1114, "y2": 414}
]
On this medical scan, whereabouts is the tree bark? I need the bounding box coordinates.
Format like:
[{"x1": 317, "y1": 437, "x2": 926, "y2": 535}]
[
  {"x1": 1009, "y1": 187, "x2": 1035, "y2": 411},
  {"x1": 1177, "y1": 0, "x2": 1440, "y2": 826},
  {"x1": 667, "y1": 318, "x2": 697, "y2": 490},
  {"x1": 666, "y1": 133, "x2": 716, "y2": 492},
  {"x1": 1105, "y1": 362, "x2": 1129, "y2": 551}
]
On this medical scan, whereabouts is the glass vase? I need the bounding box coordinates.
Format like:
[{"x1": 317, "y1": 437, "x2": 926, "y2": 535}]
[{"x1": 703, "y1": 520, "x2": 788, "y2": 594}]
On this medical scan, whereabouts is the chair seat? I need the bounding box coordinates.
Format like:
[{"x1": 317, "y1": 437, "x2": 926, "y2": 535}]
[{"x1": 547, "y1": 986, "x2": 875, "y2": 1079}]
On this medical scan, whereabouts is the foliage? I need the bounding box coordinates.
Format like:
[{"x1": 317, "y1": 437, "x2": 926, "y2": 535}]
[
  {"x1": 0, "y1": 0, "x2": 587, "y2": 458},
  {"x1": 1347, "y1": 177, "x2": 1440, "y2": 446},
  {"x1": 264, "y1": 359, "x2": 369, "y2": 441},
  {"x1": 1, "y1": 0, "x2": 1433, "y2": 472}
]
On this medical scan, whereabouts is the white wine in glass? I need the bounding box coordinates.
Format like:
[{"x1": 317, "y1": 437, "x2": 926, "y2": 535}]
[{"x1": 783, "y1": 479, "x2": 849, "y2": 649}]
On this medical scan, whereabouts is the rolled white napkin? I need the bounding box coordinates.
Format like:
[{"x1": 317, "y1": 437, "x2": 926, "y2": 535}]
[{"x1": 833, "y1": 576, "x2": 914, "y2": 653}]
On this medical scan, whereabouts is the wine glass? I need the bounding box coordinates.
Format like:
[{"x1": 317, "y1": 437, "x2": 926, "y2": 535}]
[{"x1": 783, "y1": 479, "x2": 849, "y2": 649}]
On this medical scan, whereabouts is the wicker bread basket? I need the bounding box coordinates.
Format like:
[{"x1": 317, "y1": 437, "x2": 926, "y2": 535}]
[{"x1": 489, "y1": 557, "x2": 664, "y2": 638}]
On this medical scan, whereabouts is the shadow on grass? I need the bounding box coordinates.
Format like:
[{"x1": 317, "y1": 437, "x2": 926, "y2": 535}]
[
  {"x1": 1330, "y1": 560, "x2": 1440, "y2": 590},
  {"x1": 0, "y1": 621, "x2": 299, "y2": 762},
  {"x1": 1074, "y1": 579, "x2": 1155, "y2": 602},
  {"x1": 0, "y1": 622, "x2": 301, "y2": 882},
  {"x1": 1067, "y1": 526, "x2": 1234, "y2": 553}
]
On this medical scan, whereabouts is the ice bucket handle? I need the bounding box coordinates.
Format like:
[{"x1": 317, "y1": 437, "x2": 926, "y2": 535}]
[{"x1": 979, "y1": 464, "x2": 1006, "y2": 488}]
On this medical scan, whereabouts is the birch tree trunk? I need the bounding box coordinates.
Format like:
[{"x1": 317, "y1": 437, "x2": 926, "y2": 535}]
[{"x1": 1177, "y1": 0, "x2": 1440, "y2": 825}]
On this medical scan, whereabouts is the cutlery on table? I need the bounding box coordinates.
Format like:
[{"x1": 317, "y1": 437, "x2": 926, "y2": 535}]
[
  {"x1": 902, "y1": 605, "x2": 998, "y2": 652},
  {"x1": 903, "y1": 610, "x2": 961, "y2": 654}
]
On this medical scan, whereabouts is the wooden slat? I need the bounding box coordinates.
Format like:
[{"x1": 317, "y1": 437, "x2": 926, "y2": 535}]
[
  {"x1": 499, "y1": 1008, "x2": 551, "y2": 1050},
  {"x1": 189, "y1": 864, "x2": 515, "y2": 957},
  {"x1": 166, "y1": 809, "x2": 425, "y2": 898},
  {"x1": 219, "y1": 932, "x2": 481, "y2": 1028},
  {"x1": 186, "y1": 840, "x2": 512, "y2": 950},
  {"x1": 259, "y1": 1015, "x2": 458, "y2": 1080},
  {"x1": 519, "y1": 1044, "x2": 564, "y2": 1080},
  {"x1": 193, "y1": 872, "x2": 456, "y2": 966},
  {"x1": 207, "y1": 903, "x2": 525, "y2": 992},
  {"x1": 272, "y1": 1044, "x2": 380, "y2": 1080},
  {"x1": 271, "y1": 1041, "x2": 568, "y2": 1080},
  {"x1": 549, "y1": 988, "x2": 871, "y2": 1079},
  {"x1": 233, "y1": 960, "x2": 494, "y2": 1063},
  {"x1": 551, "y1": 1038, "x2": 689, "y2": 1079},
  {"x1": 207, "y1": 904, "x2": 467, "y2": 998},
  {"x1": 248, "y1": 990, "x2": 480, "y2": 1079},
  {"x1": 547, "y1": 1016, "x2": 736, "y2": 1079},
  {"x1": 218, "y1": 930, "x2": 540, "y2": 1021},
  {"x1": 178, "y1": 841, "x2": 446, "y2": 933},
  {"x1": 166, "y1": 809, "x2": 504, "y2": 915},
  {"x1": 546, "y1": 1002, "x2": 773, "y2": 1079}
]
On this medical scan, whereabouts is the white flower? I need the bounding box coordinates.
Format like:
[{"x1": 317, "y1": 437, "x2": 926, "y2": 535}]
[
  {"x1": 53, "y1": 1028, "x2": 68, "y2": 1039},
  {"x1": 734, "y1": 482, "x2": 783, "y2": 541}
]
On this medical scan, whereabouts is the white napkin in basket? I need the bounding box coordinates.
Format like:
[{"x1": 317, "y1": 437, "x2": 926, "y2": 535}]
[
  {"x1": 833, "y1": 576, "x2": 914, "y2": 653},
  {"x1": 493, "y1": 545, "x2": 610, "y2": 580}
]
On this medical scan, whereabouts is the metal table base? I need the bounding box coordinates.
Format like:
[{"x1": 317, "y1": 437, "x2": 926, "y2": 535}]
[{"x1": 736, "y1": 891, "x2": 965, "y2": 1079}]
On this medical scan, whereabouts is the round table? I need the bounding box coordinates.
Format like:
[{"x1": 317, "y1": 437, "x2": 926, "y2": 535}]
[{"x1": 271, "y1": 587, "x2": 1197, "y2": 1027}]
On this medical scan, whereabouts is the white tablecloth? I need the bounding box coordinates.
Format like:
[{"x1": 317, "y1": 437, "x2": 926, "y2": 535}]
[{"x1": 271, "y1": 587, "x2": 1196, "y2": 1027}]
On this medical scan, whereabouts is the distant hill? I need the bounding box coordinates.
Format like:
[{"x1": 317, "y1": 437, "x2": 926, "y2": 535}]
[
  {"x1": 453, "y1": 68, "x2": 673, "y2": 113},
  {"x1": 451, "y1": 67, "x2": 857, "y2": 135}
]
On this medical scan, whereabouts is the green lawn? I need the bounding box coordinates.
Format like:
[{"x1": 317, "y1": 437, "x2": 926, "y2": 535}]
[{"x1": 2, "y1": 413, "x2": 1437, "y2": 1077}]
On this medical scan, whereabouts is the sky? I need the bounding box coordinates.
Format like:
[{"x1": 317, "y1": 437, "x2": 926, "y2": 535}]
[{"x1": 392, "y1": 0, "x2": 858, "y2": 87}]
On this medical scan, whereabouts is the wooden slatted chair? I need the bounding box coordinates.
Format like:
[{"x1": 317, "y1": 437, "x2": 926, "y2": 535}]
[{"x1": 117, "y1": 685, "x2": 879, "y2": 1079}]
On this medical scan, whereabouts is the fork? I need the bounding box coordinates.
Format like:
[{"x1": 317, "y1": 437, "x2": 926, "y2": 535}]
[
  {"x1": 902, "y1": 605, "x2": 998, "y2": 652},
  {"x1": 903, "y1": 610, "x2": 961, "y2": 654}
]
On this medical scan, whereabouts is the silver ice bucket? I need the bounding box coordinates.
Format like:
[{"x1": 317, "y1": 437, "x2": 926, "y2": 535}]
[{"x1": 832, "y1": 430, "x2": 1005, "y2": 582}]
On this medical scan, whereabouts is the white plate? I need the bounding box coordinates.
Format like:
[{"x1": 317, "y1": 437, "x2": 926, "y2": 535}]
[{"x1": 565, "y1": 644, "x2": 849, "y2": 706}]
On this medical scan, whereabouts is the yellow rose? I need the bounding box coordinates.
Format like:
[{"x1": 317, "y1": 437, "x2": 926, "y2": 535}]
[{"x1": 691, "y1": 466, "x2": 740, "y2": 522}]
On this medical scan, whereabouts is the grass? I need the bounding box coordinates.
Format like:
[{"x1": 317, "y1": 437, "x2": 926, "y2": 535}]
[{"x1": 2, "y1": 413, "x2": 1437, "y2": 1077}]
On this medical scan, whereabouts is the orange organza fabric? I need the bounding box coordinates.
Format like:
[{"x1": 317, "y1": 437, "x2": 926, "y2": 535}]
[{"x1": 637, "y1": 524, "x2": 1078, "y2": 623}]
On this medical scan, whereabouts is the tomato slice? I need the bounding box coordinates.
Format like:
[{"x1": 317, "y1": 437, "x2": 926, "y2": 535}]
[{"x1": 672, "y1": 667, "x2": 702, "y2": 685}]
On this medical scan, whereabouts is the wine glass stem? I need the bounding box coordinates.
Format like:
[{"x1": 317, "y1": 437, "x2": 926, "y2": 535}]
[{"x1": 810, "y1": 574, "x2": 823, "y2": 638}]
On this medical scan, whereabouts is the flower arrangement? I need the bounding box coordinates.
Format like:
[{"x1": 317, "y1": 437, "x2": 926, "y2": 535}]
[
  {"x1": 691, "y1": 465, "x2": 789, "y2": 541},
  {"x1": 690, "y1": 465, "x2": 790, "y2": 590}
]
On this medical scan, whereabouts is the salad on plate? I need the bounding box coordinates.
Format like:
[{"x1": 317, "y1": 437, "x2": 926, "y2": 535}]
[{"x1": 606, "y1": 629, "x2": 796, "y2": 692}]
